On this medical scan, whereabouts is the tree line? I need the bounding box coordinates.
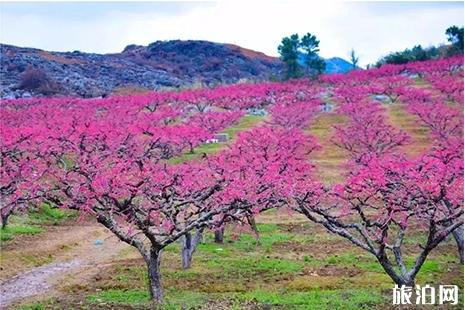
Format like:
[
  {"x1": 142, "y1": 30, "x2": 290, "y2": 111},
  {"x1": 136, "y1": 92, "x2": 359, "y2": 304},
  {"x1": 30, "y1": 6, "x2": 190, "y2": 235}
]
[{"x1": 278, "y1": 25, "x2": 464, "y2": 78}]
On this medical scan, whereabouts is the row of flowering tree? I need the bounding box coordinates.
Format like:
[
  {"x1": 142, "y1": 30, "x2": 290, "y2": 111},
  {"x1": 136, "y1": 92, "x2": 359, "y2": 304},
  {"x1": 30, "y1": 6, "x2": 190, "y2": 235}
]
[
  {"x1": 275, "y1": 71, "x2": 464, "y2": 287},
  {"x1": 0, "y1": 95, "x2": 249, "y2": 227},
  {"x1": 329, "y1": 66, "x2": 464, "y2": 266},
  {"x1": 254, "y1": 73, "x2": 464, "y2": 289},
  {"x1": 293, "y1": 148, "x2": 463, "y2": 286},
  {"x1": 0, "y1": 93, "x2": 322, "y2": 303},
  {"x1": 394, "y1": 76, "x2": 464, "y2": 263}
]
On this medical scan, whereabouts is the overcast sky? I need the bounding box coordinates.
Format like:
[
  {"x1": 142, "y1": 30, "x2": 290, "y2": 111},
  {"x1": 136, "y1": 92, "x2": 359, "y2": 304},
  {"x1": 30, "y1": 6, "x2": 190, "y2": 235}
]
[{"x1": 0, "y1": 1, "x2": 463, "y2": 66}]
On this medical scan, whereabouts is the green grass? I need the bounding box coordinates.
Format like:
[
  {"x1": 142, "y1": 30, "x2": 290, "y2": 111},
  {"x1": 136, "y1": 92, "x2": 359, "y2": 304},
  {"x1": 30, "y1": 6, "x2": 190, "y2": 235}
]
[
  {"x1": 255, "y1": 222, "x2": 279, "y2": 233},
  {"x1": 0, "y1": 225, "x2": 44, "y2": 242},
  {"x1": 16, "y1": 298, "x2": 61, "y2": 310},
  {"x1": 196, "y1": 241, "x2": 233, "y2": 256},
  {"x1": 87, "y1": 289, "x2": 209, "y2": 309},
  {"x1": 233, "y1": 231, "x2": 299, "y2": 253},
  {"x1": 28, "y1": 203, "x2": 77, "y2": 226},
  {"x1": 19, "y1": 253, "x2": 54, "y2": 267},
  {"x1": 19, "y1": 304, "x2": 46, "y2": 310},
  {"x1": 0, "y1": 203, "x2": 76, "y2": 243},
  {"x1": 88, "y1": 289, "x2": 149, "y2": 305},
  {"x1": 222, "y1": 115, "x2": 265, "y2": 137},
  {"x1": 413, "y1": 77, "x2": 432, "y2": 87},
  {"x1": 193, "y1": 223, "x2": 298, "y2": 254},
  {"x1": 169, "y1": 143, "x2": 224, "y2": 164},
  {"x1": 321, "y1": 253, "x2": 381, "y2": 271},
  {"x1": 236, "y1": 289, "x2": 387, "y2": 309},
  {"x1": 195, "y1": 223, "x2": 312, "y2": 254},
  {"x1": 206, "y1": 256, "x2": 303, "y2": 276},
  {"x1": 85, "y1": 288, "x2": 387, "y2": 310}
]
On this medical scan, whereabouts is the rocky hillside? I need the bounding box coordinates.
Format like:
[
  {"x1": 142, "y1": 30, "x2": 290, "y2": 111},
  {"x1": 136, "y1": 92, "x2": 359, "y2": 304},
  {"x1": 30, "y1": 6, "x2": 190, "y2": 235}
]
[{"x1": 0, "y1": 40, "x2": 283, "y2": 98}]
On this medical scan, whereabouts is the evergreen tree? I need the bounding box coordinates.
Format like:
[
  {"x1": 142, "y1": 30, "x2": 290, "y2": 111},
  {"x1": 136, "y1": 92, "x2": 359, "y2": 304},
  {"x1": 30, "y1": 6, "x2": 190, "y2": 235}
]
[
  {"x1": 278, "y1": 34, "x2": 302, "y2": 79},
  {"x1": 278, "y1": 32, "x2": 325, "y2": 80},
  {"x1": 349, "y1": 48, "x2": 359, "y2": 70},
  {"x1": 446, "y1": 25, "x2": 464, "y2": 54}
]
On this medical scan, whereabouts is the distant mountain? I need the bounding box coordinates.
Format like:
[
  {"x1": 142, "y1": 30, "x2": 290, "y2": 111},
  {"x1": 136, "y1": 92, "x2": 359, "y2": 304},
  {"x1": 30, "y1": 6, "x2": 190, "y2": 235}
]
[
  {"x1": 298, "y1": 53, "x2": 355, "y2": 74},
  {"x1": 324, "y1": 57, "x2": 356, "y2": 74},
  {"x1": 0, "y1": 40, "x2": 283, "y2": 98}
]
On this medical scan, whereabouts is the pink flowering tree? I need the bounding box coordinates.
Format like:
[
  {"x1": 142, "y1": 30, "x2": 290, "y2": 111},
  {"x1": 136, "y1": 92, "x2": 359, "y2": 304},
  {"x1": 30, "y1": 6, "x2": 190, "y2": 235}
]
[
  {"x1": 370, "y1": 76, "x2": 413, "y2": 103},
  {"x1": 188, "y1": 110, "x2": 244, "y2": 134},
  {"x1": 37, "y1": 112, "x2": 230, "y2": 302},
  {"x1": 406, "y1": 100, "x2": 464, "y2": 262},
  {"x1": 332, "y1": 86, "x2": 372, "y2": 104},
  {"x1": 178, "y1": 126, "x2": 321, "y2": 268},
  {"x1": 427, "y1": 74, "x2": 464, "y2": 104},
  {"x1": 429, "y1": 138, "x2": 464, "y2": 263},
  {"x1": 332, "y1": 102, "x2": 410, "y2": 161},
  {"x1": 0, "y1": 106, "x2": 53, "y2": 228},
  {"x1": 406, "y1": 102, "x2": 463, "y2": 141},
  {"x1": 0, "y1": 125, "x2": 46, "y2": 228},
  {"x1": 269, "y1": 101, "x2": 320, "y2": 129},
  {"x1": 0, "y1": 98, "x2": 224, "y2": 302},
  {"x1": 294, "y1": 151, "x2": 463, "y2": 286},
  {"x1": 22, "y1": 100, "x2": 251, "y2": 303}
]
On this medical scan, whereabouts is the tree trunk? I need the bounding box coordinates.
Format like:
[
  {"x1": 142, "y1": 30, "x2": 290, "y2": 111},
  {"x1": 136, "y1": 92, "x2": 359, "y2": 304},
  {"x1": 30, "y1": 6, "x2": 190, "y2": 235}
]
[
  {"x1": 181, "y1": 233, "x2": 193, "y2": 269},
  {"x1": 1, "y1": 211, "x2": 10, "y2": 229},
  {"x1": 452, "y1": 225, "x2": 464, "y2": 264},
  {"x1": 214, "y1": 227, "x2": 224, "y2": 243},
  {"x1": 377, "y1": 252, "x2": 414, "y2": 287},
  {"x1": 247, "y1": 216, "x2": 260, "y2": 242},
  {"x1": 181, "y1": 229, "x2": 203, "y2": 269},
  {"x1": 395, "y1": 276, "x2": 414, "y2": 287},
  {"x1": 146, "y1": 247, "x2": 163, "y2": 303}
]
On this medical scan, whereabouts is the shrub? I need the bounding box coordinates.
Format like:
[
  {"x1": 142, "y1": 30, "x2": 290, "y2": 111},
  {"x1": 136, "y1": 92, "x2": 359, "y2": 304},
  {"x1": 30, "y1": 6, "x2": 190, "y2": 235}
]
[{"x1": 18, "y1": 66, "x2": 61, "y2": 95}]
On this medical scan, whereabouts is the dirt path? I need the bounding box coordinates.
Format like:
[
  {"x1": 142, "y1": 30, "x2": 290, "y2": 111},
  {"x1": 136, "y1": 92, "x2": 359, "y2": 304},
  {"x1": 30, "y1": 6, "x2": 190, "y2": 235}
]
[{"x1": 0, "y1": 220, "x2": 137, "y2": 308}]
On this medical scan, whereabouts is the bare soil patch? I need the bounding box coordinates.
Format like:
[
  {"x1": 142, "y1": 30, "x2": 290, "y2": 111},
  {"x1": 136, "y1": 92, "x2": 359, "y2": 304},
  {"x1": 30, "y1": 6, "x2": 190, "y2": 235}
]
[{"x1": 0, "y1": 219, "x2": 133, "y2": 308}]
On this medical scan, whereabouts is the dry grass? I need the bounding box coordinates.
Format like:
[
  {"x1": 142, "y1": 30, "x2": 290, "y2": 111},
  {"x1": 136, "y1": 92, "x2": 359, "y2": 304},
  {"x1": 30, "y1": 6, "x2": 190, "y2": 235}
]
[
  {"x1": 37, "y1": 51, "x2": 86, "y2": 65},
  {"x1": 306, "y1": 111, "x2": 348, "y2": 185},
  {"x1": 112, "y1": 86, "x2": 153, "y2": 96},
  {"x1": 384, "y1": 102, "x2": 431, "y2": 157}
]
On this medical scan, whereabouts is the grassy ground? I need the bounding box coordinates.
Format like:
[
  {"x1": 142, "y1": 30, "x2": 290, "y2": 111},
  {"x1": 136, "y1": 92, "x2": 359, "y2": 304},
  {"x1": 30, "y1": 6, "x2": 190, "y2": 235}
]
[
  {"x1": 384, "y1": 102, "x2": 431, "y2": 157},
  {"x1": 306, "y1": 110, "x2": 348, "y2": 185},
  {"x1": 0, "y1": 204, "x2": 77, "y2": 243},
  {"x1": 16, "y1": 213, "x2": 463, "y2": 309}
]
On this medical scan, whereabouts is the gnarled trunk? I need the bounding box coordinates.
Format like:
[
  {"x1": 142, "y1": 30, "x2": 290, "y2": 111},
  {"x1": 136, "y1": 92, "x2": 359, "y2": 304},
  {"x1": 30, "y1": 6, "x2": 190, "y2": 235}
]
[
  {"x1": 377, "y1": 251, "x2": 415, "y2": 287},
  {"x1": 181, "y1": 229, "x2": 203, "y2": 269},
  {"x1": 146, "y1": 247, "x2": 163, "y2": 303},
  {"x1": 96, "y1": 213, "x2": 166, "y2": 303},
  {"x1": 452, "y1": 225, "x2": 464, "y2": 264}
]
